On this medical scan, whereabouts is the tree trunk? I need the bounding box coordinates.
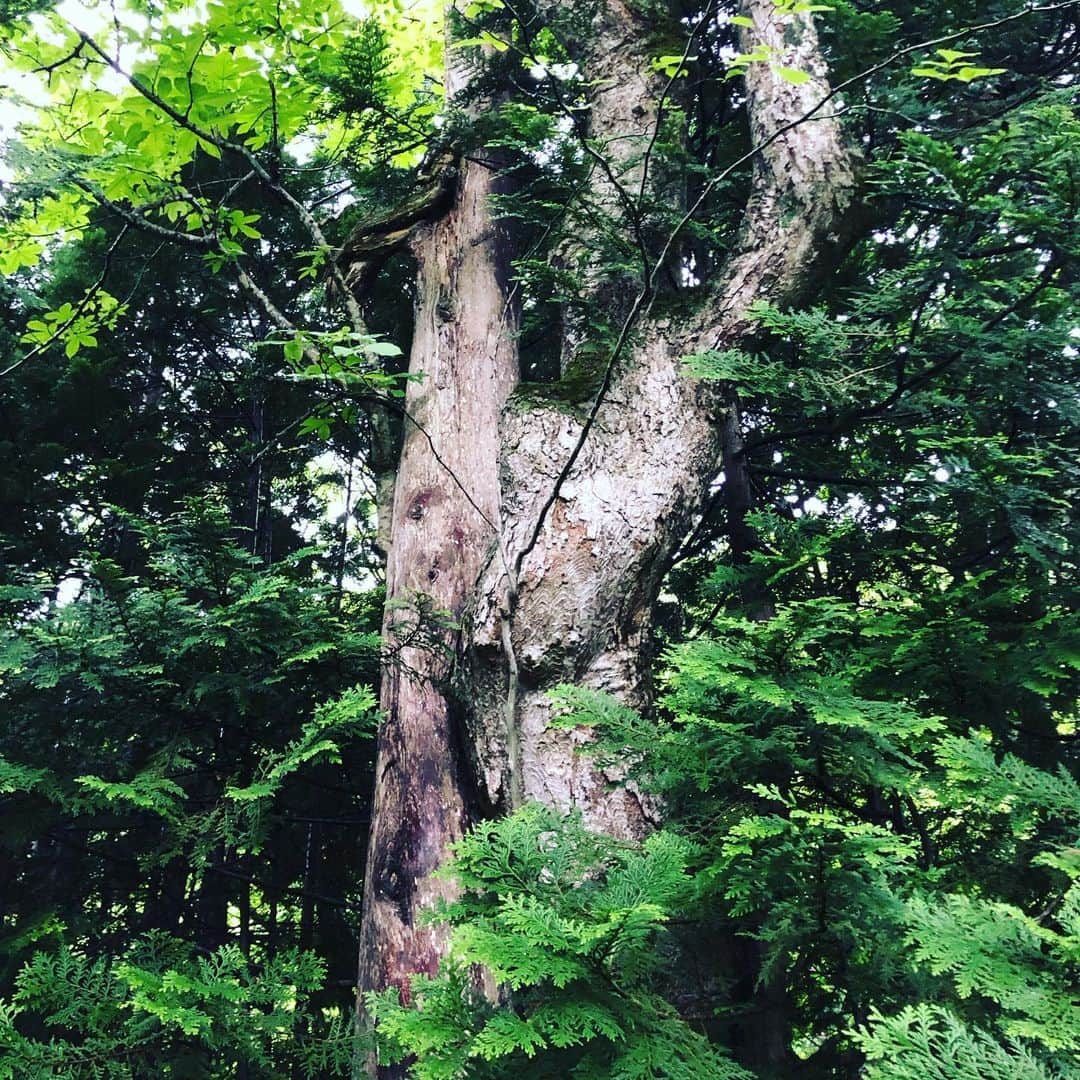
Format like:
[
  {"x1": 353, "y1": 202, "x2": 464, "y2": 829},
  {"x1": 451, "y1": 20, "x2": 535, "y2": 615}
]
[
  {"x1": 356, "y1": 0, "x2": 860, "y2": 1069},
  {"x1": 356, "y1": 150, "x2": 519, "y2": 1032}
]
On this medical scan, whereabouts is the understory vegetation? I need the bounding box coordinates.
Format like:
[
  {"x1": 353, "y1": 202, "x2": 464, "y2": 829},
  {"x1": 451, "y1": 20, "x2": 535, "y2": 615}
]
[{"x1": 0, "y1": 0, "x2": 1077, "y2": 1076}]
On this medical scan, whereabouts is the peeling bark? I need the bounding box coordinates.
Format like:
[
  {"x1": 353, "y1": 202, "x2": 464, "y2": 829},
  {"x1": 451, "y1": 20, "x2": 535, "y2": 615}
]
[
  {"x1": 355, "y1": 154, "x2": 518, "y2": 1053},
  {"x1": 469, "y1": 0, "x2": 860, "y2": 835},
  {"x1": 356, "y1": 0, "x2": 861, "y2": 1069}
]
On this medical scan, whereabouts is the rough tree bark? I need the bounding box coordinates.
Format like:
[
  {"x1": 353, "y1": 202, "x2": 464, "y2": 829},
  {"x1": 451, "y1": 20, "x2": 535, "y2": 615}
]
[
  {"x1": 355, "y1": 153, "x2": 518, "y2": 1004},
  {"x1": 356, "y1": 0, "x2": 860, "y2": 1073}
]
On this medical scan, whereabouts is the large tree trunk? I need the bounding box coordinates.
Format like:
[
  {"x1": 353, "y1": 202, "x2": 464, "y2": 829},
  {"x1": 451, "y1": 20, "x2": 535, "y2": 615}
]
[{"x1": 356, "y1": 0, "x2": 860, "y2": 1071}]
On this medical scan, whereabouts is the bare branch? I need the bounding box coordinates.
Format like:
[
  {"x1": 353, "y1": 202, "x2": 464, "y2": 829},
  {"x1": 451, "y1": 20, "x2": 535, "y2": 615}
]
[{"x1": 70, "y1": 178, "x2": 213, "y2": 248}]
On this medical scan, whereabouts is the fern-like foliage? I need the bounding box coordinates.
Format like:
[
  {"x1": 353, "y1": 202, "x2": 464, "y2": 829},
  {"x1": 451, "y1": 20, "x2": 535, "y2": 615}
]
[
  {"x1": 0, "y1": 506, "x2": 379, "y2": 1076},
  {"x1": 368, "y1": 805, "x2": 753, "y2": 1080},
  {"x1": 0, "y1": 933, "x2": 364, "y2": 1078},
  {"x1": 858, "y1": 1005, "x2": 1067, "y2": 1080},
  {"x1": 544, "y1": 580, "x2": 1079, "y2": 1076}
]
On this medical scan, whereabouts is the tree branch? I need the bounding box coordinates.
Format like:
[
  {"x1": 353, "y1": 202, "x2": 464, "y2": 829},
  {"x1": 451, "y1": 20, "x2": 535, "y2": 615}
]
[
  {"x1": 0, "y1": 224, "x2": 129, "y2": 379},
  {"x1": 72, "y1": 29, "x2": 368, "y2": 334}
]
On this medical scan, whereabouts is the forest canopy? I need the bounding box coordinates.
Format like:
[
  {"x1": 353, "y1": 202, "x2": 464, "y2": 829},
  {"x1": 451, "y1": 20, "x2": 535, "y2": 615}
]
[{"x1": 0, "y1": 0, "x2": 1077, "y2": 1078}]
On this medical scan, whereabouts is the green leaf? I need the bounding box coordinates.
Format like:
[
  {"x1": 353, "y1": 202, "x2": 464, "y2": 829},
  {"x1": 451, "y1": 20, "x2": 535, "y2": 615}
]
[
  {"x1": 364, "y1": 340, "x2": 403, "y2": 356},
  {"x1": 773, "y1": 65, "x2": 812, "y2": 85}
]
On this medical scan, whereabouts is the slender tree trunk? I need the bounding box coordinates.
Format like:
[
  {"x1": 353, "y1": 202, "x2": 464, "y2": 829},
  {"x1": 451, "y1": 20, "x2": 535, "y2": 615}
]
[
  {"x1": 356, "y1": 151, "x2": 519, "y2": 1041},
  {"x1": 356, "y1": 0, "x2": 860, "y2": 1070}
]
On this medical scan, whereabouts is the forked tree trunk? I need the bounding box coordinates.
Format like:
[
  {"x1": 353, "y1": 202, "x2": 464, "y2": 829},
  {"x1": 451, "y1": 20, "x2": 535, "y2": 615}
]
[{"x1": 356, "y1": 1, "x2": 860, "y2": 1073}]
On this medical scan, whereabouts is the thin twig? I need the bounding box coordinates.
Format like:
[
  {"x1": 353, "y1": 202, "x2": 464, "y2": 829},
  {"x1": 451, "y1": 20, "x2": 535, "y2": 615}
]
[
  {"x1": 0, "y1": 225, "x2": 129, "y2": 379},
  {"x1": 73, "y1": 29, "x2": 368, "y2": 334}
]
